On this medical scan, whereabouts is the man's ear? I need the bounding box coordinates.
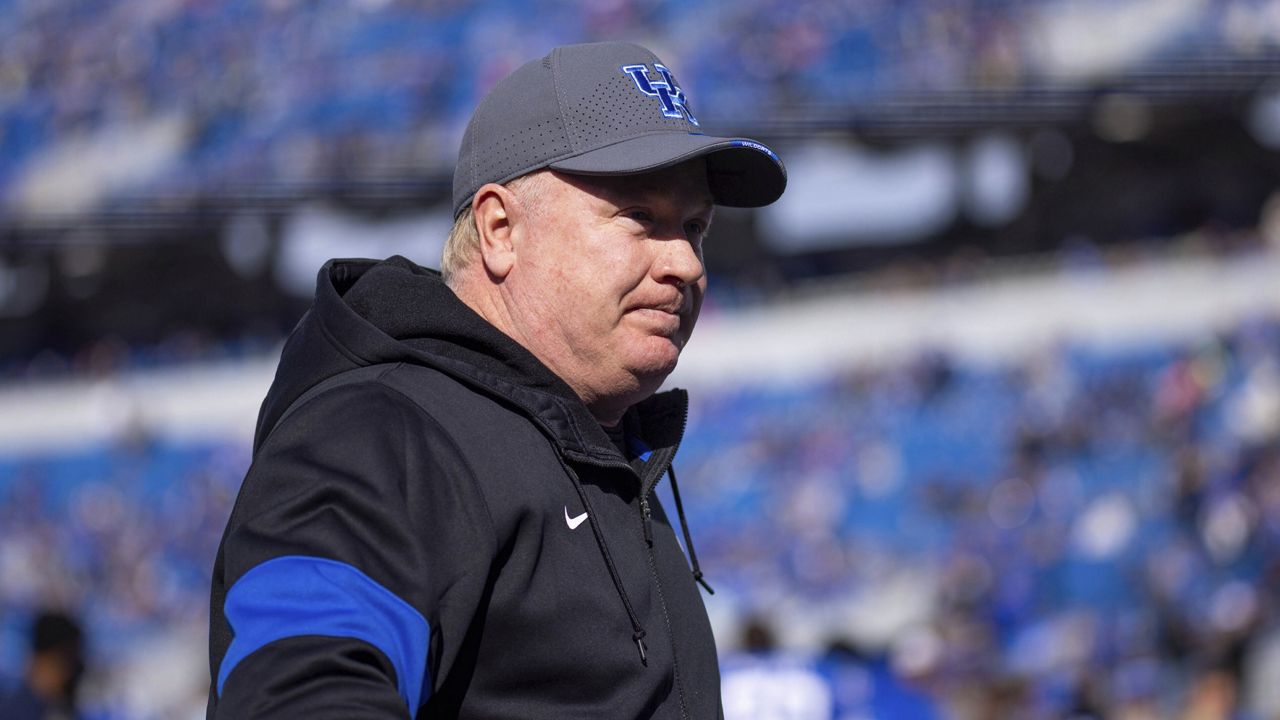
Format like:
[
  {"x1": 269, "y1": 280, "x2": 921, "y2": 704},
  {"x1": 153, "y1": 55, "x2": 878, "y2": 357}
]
[{"x1": 473, "y1": 183, "x2": 519, "y2": 281}]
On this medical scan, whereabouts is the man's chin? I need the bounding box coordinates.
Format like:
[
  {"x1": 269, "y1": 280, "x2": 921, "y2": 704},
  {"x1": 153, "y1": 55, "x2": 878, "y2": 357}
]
[{"x1": 628, "y1": 341, "x2": 683, "y2": 386}]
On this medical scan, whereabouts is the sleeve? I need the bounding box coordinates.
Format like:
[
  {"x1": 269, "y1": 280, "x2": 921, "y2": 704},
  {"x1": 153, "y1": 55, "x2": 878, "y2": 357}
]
[{"x1": 209, "y1": 381, "x2": 496, "y2": 719}]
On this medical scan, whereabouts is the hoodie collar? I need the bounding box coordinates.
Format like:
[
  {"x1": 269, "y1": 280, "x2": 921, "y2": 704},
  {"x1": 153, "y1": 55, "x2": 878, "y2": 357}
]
[{"x1": 308, "y1": 256, "x2": 687, "y2": 466}]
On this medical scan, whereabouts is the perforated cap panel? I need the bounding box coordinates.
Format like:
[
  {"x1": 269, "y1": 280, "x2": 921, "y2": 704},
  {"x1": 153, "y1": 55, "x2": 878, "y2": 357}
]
[{"x1": 453, "y1": 58, "x2": 571, "y2": 215}]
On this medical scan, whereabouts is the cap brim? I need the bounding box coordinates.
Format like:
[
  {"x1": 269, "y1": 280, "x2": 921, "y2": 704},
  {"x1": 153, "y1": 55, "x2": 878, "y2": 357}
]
[{"x1": 548, "y1": 132, "x2": 787, "y2": 208}]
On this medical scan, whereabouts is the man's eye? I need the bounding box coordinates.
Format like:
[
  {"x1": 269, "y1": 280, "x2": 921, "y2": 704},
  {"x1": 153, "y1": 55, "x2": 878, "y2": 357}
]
[
  {"x1": 626, "y1": 210, "x2": 653, "y2": 224},
  {"x1": 685, "y1": 221, "x2": 706, "y2": 237}
]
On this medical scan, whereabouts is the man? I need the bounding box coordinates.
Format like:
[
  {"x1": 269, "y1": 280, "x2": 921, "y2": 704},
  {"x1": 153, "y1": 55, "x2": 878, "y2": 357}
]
[{"x1": 207, "y1": 41, "x2": 785, "y2": 718}]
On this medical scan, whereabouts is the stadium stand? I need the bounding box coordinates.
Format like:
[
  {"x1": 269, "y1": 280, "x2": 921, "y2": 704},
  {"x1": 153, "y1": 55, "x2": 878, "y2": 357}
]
[{"x1": 2, "y1": 0, "x2": 1279, "y2": 218}]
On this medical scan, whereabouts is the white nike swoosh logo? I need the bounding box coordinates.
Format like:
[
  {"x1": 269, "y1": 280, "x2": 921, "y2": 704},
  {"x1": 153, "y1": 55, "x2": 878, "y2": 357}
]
[{"x1": 565, "y1": 507, "x2": 589, "y2": 530}]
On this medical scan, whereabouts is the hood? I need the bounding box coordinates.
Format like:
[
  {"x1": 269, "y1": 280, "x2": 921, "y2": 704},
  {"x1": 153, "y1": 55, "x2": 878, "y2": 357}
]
[{"x1": 253, "y1": 256, "x2": 685, "y2": 465}]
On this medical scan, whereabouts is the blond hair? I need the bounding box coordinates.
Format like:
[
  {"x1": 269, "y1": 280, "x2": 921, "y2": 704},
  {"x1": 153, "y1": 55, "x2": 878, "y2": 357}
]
[{"x1": 441, "y1": 172, "x2": 546, "y2": 286}]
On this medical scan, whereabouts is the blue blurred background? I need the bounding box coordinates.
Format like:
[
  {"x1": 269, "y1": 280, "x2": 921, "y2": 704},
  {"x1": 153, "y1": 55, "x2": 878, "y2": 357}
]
[{"x1": 2, "y1": 0, "x2": 1280, "y2": 718}]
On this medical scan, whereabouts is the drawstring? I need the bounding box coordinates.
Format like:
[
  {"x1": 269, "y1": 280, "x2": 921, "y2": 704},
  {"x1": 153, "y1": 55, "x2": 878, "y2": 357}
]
[
  {"x1": 559, "y1": 458, "x2": 649, "y2": 665},
  {"x1": 667, "y1": 466, "x2": 714, "y2": 595},
  {"x1": 554, "y1": 455, "x2": 713, "y2": 665}
]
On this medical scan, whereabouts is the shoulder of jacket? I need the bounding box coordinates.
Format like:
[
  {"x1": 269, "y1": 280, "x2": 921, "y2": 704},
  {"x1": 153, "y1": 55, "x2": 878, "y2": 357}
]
[{"x1": 248, "y1": 367, "x2": 502, "y2": 548}]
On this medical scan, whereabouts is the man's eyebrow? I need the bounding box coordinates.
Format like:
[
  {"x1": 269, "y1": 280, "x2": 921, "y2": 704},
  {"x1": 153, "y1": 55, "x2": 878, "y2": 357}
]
[{"x1": 688, "y1": 198, "x2": 714, "y2": 222}]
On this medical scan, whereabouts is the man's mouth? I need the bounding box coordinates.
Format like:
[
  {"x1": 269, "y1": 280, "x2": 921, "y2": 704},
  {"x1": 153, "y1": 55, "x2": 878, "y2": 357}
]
[
  {"x1": 631, "y1": 293, "x2": 688, "y2": 316},
  {"x1": 630, "y1": 306, "x2": 682, "y2": 321},
  {"x1": 628, "y1": 306, "x2": 684, "y2": 338}
]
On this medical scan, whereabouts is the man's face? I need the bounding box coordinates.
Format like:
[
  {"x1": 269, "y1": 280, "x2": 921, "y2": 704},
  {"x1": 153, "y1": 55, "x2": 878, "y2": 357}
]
[{"x1": 504, "y1": 159, "x2": 713, "y2": 420}]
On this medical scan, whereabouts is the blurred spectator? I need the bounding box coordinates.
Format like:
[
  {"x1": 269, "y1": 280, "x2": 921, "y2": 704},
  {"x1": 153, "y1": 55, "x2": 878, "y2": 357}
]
[{"x1": 0, "y1": 610, "x2": 86, "y2": 720}]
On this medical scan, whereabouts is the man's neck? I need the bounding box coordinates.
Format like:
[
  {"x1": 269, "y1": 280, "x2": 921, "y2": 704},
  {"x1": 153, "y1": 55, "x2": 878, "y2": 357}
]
[{"x1": 451, "y1": 276, "x2": 631, "y2": 425}]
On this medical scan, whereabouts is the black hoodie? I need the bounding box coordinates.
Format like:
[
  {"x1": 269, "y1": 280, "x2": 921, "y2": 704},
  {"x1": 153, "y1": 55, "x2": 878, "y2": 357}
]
[{"x1": 207, "y1": 256, "x2": 722, "y2": 719}]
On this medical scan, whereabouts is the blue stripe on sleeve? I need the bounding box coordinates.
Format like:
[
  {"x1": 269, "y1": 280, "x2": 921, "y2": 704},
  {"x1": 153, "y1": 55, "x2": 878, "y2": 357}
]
[{"x1": 217, "y1": 555, "x2": 431, "y2": 712}]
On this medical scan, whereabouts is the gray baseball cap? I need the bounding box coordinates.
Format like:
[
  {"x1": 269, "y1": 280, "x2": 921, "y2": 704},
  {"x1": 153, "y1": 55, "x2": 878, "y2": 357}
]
[{"x1": 452, "y1": 41, "x2": 786, "y2": 217}]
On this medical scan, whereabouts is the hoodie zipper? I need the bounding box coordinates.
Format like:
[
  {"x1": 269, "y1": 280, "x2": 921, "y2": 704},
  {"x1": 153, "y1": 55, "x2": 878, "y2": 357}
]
[
  {"x1": 637, "y1": 483, "x2": 690, "y2": 720},
  {"x1": 569, "y1": 405, "x2": 696, "y2": 719},
  {"x1": 640, "y1": 495, "x2": 655, "y2": 545},
  {"x1": 630, "y1": 406, "x2": 693, "y2": 720}
]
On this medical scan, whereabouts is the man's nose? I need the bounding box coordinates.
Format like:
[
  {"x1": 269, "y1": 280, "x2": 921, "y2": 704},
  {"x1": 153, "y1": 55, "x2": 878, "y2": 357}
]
[{"x1": 657, "y1": 238, "x2": 705, "y2": 289}]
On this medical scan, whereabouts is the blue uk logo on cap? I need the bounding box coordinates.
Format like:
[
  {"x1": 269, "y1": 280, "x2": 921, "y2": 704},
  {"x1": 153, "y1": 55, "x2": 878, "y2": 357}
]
[{"x1": 620, "y1": 63, "x2": 699, "y2": 126}]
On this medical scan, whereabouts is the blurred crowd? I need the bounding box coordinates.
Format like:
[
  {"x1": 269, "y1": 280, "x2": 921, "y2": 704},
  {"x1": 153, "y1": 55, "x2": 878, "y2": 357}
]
[
  {"x1": 687, "y1": 312, "x2": 1280, "y2": 718},
  {"x1": 0, "y1": 330, "x2": 278, "y2": 382},
  {"x1": 2, "y1": 301, "x2": 1277, "y2": 718},
  {"x1": 2, "y1": 0, "x2": 1278, "y2": 216},
  {"x1": 0, "y1": 436, "x2": 246, "y2": 718}
]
